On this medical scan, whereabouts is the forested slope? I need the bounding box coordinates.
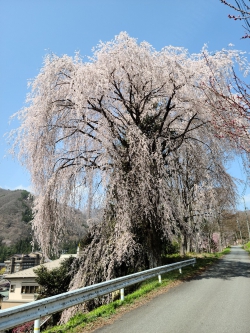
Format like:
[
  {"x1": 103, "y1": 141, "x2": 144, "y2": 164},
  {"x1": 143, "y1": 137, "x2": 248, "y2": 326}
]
[
  {"x1": 0, "y1": 188, "x2": 33, "y2": 246},
  {"x1": 0, "y1": 188, "x2": 88, "y2": 261}
]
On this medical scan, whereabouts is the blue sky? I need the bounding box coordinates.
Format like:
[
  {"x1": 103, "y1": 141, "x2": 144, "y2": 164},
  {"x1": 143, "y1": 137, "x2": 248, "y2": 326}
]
[{"x1": 0, "y1": 0, "x2": 249, "y2": 209}]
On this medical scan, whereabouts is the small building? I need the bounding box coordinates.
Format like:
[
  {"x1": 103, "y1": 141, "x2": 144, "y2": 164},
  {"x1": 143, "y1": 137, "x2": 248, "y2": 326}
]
[
  {"x1": 4, "y1": 252, "x2": 43, "y2": 274},
  {"x1": 1, "y1": 254, "x2": 76, "y2": 310}
]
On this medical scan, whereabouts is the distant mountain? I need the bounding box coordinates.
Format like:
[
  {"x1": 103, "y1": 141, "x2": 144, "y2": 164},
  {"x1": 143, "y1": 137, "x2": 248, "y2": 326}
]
[
  {"x1": 0, "y1": 188, "x2": 33, "y2": 246},
  {"x1": 0, "y1": 188, "x2": 89, "y2": 250}
]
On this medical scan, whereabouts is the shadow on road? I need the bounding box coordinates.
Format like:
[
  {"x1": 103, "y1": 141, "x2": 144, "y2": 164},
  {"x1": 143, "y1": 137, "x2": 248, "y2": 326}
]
[
  {"x1": 189, "y1": 247, "x2": 250, "y2": 281},
  {"x1": 191, "y1": 258, "x2": 250, "y2": 281}
]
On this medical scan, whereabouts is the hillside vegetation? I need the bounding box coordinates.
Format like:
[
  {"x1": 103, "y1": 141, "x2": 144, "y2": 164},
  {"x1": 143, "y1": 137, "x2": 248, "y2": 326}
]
[
  {"x1": 0, "y1": 188, "x2": 33, "y2": 246},
  {"x1": 0, "y1": 188, "x2": 88, "y2": 262}
]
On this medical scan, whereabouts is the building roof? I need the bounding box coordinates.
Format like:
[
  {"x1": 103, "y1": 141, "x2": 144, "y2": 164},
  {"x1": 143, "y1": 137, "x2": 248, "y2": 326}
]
[{"x1": 4, "y1": 254, "x2": 76, "y2": 279}]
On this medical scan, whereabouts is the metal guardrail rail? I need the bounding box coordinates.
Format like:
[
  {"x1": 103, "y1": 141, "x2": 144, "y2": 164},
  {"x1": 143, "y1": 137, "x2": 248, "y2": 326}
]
[{"x1": 0, "y1": 258, "x2": 196, "y2": 331}]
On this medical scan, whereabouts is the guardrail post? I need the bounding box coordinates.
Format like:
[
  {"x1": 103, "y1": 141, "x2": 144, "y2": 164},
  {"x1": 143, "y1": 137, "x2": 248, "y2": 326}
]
[
  {"x1": 34, "y1": 318, "x2": 40, "y2": 333},
  {"x1": 179, "y1": 268, "x2": 182, "y2": 274},
  {"x1": 120, "y1": 288, "x2": 124, "y2": 301},
  {"x1": 158, "y1": 274, "x2": 162, "y2": 283}
]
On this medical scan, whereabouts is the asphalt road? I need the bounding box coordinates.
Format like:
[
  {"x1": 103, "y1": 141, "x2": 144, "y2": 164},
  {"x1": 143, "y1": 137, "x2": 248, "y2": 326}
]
[{"x1": 93, "y1": 246, "x2": 250, "y2": 333}]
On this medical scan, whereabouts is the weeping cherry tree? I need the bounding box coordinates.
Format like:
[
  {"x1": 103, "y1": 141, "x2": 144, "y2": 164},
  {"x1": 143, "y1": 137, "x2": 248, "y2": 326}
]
[{"x1": 11, "y1": 33, "x2": 250, "y2": 316}]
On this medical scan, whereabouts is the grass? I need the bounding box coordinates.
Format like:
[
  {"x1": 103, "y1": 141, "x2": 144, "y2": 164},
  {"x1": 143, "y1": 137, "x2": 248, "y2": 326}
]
[
  {"x1": 43, "y1": 248, "x2": 230, "y2": 333},
  {"x1": 243, "y1": 241, "x2": 250, "y2": 253}
]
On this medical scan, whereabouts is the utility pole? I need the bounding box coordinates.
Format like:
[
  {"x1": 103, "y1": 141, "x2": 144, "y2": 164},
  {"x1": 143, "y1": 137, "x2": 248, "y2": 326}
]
[
  {"x1": 216, "y1": 210, "x2": 222, "y2": 252},
  {"x1": 243, "y1": 197, "x2": 250, "y2": 241},
  {"x1": 237, "y1": 216, "x2": 243, "y2": 244}
]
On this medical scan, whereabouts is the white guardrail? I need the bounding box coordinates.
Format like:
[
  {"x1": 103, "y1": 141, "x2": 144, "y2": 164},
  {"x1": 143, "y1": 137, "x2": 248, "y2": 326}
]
[{"x1": 0, "y1": 258, "x2": 196, "y2": 332}]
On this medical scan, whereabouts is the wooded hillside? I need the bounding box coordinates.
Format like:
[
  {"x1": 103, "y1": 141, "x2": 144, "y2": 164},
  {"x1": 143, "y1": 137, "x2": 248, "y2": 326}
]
[
  {"x1": 0, "y1": 188, "x2": 88, "y2": 261},
  {"x1": 0, "y1": 188, "x2": 33, "y2": 246}
]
